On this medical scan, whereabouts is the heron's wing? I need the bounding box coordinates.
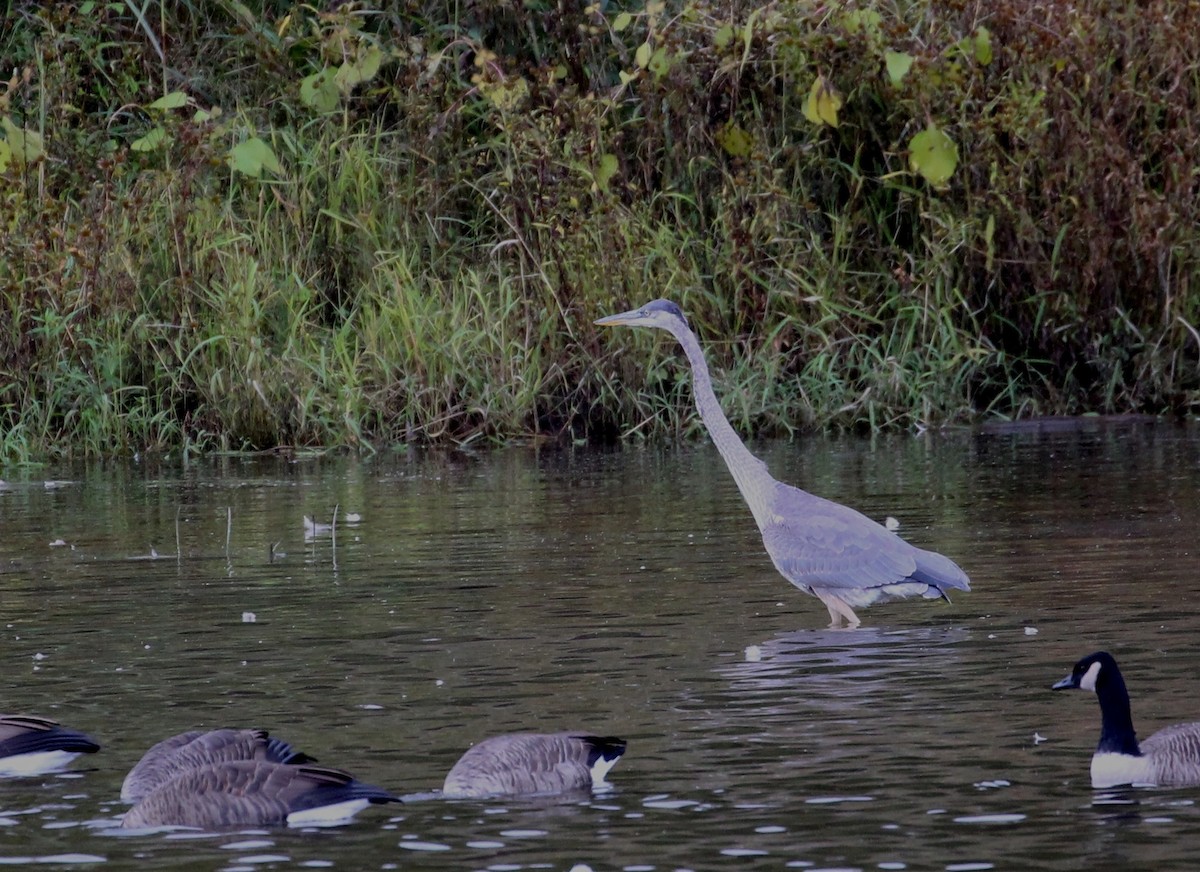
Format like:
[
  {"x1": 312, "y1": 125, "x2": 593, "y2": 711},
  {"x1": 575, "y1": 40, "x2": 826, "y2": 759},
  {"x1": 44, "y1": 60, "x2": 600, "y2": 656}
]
[{"x1": 759, "y1": 486, "x2": 920, "y2": 592}]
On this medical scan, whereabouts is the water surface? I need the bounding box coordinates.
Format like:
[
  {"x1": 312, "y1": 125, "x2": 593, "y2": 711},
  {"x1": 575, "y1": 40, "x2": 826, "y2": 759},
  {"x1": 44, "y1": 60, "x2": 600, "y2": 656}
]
[{"x1": 2, "y1": 420, "x2": 1199, "y2": 870}]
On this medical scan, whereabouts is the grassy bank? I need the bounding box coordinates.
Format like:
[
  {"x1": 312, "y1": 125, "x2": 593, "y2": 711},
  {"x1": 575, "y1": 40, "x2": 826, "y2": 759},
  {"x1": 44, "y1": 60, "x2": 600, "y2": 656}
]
[{"x1": 1, "y1": 0, "x2": 1197, "y2": 460}]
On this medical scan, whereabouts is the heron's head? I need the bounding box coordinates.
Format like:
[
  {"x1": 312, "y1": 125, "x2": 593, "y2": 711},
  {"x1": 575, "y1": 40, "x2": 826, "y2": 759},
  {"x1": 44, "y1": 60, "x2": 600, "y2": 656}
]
[{"x1": 594, "y1": 299, "x2": 688, "y2": 332}]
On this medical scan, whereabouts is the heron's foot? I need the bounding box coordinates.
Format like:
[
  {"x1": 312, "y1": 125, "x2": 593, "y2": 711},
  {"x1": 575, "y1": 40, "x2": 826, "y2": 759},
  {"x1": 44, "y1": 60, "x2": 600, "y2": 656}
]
[{"x1": 816, "y1": 590, "x2": 862, "y2": 629}]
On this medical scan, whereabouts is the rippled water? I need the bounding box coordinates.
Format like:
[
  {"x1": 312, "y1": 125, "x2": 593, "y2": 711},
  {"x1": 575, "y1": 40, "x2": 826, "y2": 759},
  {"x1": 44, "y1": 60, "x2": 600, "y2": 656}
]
[{"x1": 2, "y1": 420, "x2": 1199, "y2": 870}]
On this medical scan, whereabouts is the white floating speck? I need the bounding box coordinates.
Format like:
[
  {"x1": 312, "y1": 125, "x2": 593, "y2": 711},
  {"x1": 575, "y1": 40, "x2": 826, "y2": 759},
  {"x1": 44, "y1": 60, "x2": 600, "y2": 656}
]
[
  {"x1": 744, "y1": 645, "x2": 762, "y2": 662},
  {"x1": 1034, "y1": 733, "x2": 1047, "y2": 745},
  {"x1": 805, "y1": 796, "x2": 874, "y2": 805},
  {"x1": 397, "y1": 842, "x2": 451, "y2": 852},
  {"x1": 220, "y1": 840, "x2": 275, "y2": 851},
  {"x1": 242, "y1": 612, "x2": 257, "y2": 623},
  {"x1": 49, "y1": 539, "x2": 67, "y2": 548},
  {"x1": 33, "y1": 653, "x2": 46, "y2": 661},
  {"x1": 953, "y1": 814, "x2": 1026, "y2": 825},
  {"x1": 1024, "y1": 627, "x2": 1038, "y2": 635},
  {"x1": 434, "y1": 679, "x2": 444, "y2": 687},
  {"x1": 885, "y1": 516, "x2": 900, "y2": 531},
  {"x1": 344, "y1": 513, "x2": 362, "y2": 523},
  {"x1": 643, "y1": 798, "x2": 698, "y2": 810}
]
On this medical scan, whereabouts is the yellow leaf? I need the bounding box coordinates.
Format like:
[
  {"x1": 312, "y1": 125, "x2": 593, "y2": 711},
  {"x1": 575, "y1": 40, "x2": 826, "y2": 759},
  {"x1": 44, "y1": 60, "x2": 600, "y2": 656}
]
[
  {"x1": 715, "y1": 122, "x2": 753, "y2": 157},
  {"x1": 613, "y1": 11, "x2": 632, "y2": 32},
  {"x1": 635, "y1": 41, "x2": 652, "y2": 68},
  {"x1": 803, "y1": 77, "x2": 842, "y2": 128}
]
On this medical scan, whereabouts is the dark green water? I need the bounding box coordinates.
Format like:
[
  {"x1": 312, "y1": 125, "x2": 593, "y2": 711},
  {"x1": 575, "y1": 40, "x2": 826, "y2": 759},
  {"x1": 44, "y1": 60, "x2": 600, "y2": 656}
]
[{"x1": 1, "y1": 420, "x2": 1199, "y2": 870}]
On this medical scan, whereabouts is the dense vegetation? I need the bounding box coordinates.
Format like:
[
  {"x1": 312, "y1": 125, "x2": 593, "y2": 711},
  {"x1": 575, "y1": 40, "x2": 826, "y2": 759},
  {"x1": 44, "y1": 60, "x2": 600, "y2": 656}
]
[{"x1": 1, "y1": 0, "x2": 1197, "y2": 459}]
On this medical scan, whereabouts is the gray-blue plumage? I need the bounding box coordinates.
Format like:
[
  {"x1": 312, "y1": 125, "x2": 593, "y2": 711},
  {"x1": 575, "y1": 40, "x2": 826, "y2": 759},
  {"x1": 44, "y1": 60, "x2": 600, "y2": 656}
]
[{"x1": 596, "y1": 299, "x2": 970, "y2": 626}]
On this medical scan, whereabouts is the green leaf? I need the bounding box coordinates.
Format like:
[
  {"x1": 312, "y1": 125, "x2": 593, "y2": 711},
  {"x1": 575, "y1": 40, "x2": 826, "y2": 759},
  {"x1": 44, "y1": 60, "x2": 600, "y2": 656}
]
[
  {"x1": 885, "y1": 51, "x2": 914, "y2": 86},
  {"x1": 613, "y1": 11, "x2": 632, "y2": 32},
  {"x1": 148, "y1": 91, "x2": 188, "y2": 111},
  {"x1": 1, "y1": 117, "x2": 45, "y2": 166},
  {"x1": 715, "y1": 122, "x2": 753, "y2": 157},
  {"x1": 802, "y1": 76, "x2": 842, "y2": 128},
  {"x1": 300, "y1": 69, "x2": 340, "y2": 113},
  {"x1": 130, "y1": 127, "x2": 167, "y2": 152},
  {"x1": 228, "y1": 136, "x2": 282, "y2": 178},
  {"x1": 618, "y1": 69, "x2": 638, "y2": 86},
  {"x1": 984, "y1": 213, "x2": 996, "y2": 271},
  {"x1": 973, "y1": 26, "x2": 993, "y2": 65},
  {"x1": 648, "y1": 46, "x2": 672, "y2": 79},
  {"x1": 714, "y1": 24, "x2": 734, "y2": 48},
  {"x1": 193, "y1": 108, "x2": 213, "y2": 123},
  {"x1": 596, "y1": 153, "x2": 619, "y2": 192},
  {"x1": 635, "y1": 41, "x2": 652, "y2": 68},
  {"x1": 908, "y1": 125, "x2": 958, "y2": 186},
  {"x1": 844, "y1": 9, "x2": 882, "y2": 35},
  {"x1": 336, "y1": 44, "x2": 384, "y2": 93}
]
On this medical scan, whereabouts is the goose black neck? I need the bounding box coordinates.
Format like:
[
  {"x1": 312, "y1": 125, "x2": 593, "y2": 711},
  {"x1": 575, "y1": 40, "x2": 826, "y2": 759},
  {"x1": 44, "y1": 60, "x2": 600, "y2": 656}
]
[{"x1": 1095, "y1": 666, "x2": 1141, "y2": 756}]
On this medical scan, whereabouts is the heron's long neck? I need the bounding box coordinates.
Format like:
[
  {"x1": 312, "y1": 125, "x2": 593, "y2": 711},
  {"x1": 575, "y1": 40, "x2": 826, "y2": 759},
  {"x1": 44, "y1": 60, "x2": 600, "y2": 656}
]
[{"x1": 674, "y1": 326, "x2": 774, "y2": 526}]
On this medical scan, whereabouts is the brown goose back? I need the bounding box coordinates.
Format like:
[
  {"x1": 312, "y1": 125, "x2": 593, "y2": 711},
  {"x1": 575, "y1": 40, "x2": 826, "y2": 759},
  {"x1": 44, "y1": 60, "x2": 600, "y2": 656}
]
[
  {"x1": 443, "y1": 731, "x2": 627, "y2": 799},
  {"x1": 121, "y1": 729, "x2": 312, "y2": 802},
  {"x1": 121, "y1": 761, "x2": 399, "y2": 829}
]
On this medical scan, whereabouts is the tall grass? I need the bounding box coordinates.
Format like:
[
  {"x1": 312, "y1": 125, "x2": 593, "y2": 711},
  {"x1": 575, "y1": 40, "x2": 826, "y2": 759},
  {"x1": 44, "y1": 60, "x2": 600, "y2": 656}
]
[{"x1": 0, "y1": 0, "x2": 1196, "y2": 460}]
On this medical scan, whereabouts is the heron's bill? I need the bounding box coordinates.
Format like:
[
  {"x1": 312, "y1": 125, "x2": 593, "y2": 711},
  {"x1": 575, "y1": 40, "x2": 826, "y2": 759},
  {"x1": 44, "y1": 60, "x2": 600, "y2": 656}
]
[{"x1": 594, "y1": 310, "x2": 641, "y2": 327}]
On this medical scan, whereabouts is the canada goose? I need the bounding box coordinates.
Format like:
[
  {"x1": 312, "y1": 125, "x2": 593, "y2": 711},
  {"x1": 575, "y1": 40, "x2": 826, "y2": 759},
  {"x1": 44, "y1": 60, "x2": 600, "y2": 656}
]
[
  {"x1": 1052, "y1": 650, "x2": 1200, "y2": 787},
  {"x1": 442, "y1": 732, "x2": 627, "y2": 799},
  {"x1": 121, "y1": 728, "x2": 314, "y2": 802},
  {"x1": 121, "y1": 761, "x2": 400, "y2": 829},
  {"x1": 0, "y1": 714, "x2": 100, "y2": 776}
]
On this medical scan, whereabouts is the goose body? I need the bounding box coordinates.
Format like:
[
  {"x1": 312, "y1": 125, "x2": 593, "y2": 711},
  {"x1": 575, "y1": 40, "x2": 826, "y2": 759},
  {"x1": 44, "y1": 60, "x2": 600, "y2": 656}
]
[
  {"x1": 121, "y1": 761, "x2": 400, "y2": 829},
  {"x1": 1052, "y1": 651, "x2": 1200, "y2": 788},
  {"x1": 595, "y1": 299, "x2": 970, "y2": 627},
  {"x1": 121, "y1": 728, "x2": 313, "y2": 802},
  {"x1": 0, "y1": 714, "x2": 100, "y2": 776},
  {"x1": 443, "y1": 732, "x2": 627, "y2": 799}
]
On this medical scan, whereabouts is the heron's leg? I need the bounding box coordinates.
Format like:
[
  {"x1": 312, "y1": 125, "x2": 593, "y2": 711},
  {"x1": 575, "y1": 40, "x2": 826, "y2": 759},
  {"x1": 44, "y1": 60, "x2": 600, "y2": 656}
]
[{"x1": 815, "y1": 589, "x2": 861, "y2": 629}]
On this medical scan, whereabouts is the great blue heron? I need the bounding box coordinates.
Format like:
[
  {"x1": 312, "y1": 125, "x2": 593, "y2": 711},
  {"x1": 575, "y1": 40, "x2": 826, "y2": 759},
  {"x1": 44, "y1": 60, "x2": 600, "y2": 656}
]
[{"x1": 595, "y1": 298, "x2": 970, "y2": 627}]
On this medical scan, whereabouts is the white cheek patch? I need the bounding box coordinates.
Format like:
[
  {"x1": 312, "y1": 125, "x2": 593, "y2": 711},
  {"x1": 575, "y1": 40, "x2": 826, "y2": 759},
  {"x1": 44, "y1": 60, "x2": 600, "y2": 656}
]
[
  {"x1": 589, "y1": 754, "x2": 619, "y2": 788},
  {"x1": 1080, "y1": 660, "x2": 1102, "y2": 692}
]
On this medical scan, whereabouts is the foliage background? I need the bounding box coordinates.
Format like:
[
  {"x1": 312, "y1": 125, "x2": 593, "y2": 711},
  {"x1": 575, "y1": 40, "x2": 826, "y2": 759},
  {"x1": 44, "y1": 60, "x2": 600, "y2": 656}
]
[{"x1": 0, "y1": 0, "x2": 1197, "y2": 459}]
